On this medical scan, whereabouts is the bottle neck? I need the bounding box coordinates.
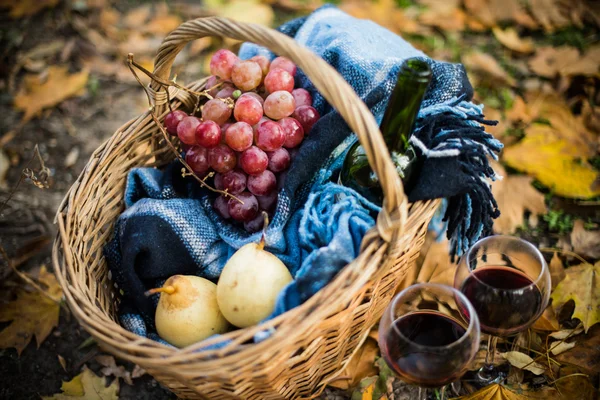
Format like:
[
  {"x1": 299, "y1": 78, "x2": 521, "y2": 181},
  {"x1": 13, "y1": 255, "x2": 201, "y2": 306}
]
[{"x1": 379, "y1": 59, "x2": 431, "y2": 153}]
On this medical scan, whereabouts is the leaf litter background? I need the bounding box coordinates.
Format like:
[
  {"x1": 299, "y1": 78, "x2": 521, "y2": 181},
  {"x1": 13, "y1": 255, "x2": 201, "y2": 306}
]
[{"x1": 0, "y1": 0, "x2": 598, "y2": 399}]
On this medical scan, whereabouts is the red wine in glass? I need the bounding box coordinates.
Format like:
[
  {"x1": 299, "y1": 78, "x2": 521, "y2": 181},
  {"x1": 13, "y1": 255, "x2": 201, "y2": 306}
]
[
  {"x1": 459, "y1": 266, "x2": 543, "y2": 336},
  {"x1": 382, "y1": 311, "x2": 473, "y2": 388}
]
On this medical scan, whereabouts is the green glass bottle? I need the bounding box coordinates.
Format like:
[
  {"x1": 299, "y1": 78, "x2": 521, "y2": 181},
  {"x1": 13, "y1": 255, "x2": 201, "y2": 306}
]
[{"x1": 339, "y1": 58, "x2": 432, "y2": 203}]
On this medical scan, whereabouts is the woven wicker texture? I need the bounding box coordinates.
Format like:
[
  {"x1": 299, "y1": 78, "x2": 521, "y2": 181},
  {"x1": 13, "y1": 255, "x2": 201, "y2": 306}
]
[{"x1": 53, "y1": 17, "x2": 440, "y2": 400}]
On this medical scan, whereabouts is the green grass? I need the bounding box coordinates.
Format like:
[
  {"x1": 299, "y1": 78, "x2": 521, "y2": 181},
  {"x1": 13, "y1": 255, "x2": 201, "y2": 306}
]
[{"x1": 543, "y1": 210, "x2": 574, "y2": 235}]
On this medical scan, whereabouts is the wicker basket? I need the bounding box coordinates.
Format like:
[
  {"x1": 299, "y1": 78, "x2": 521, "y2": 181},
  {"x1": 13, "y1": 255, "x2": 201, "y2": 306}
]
[{"x1": 52, "y1": 17, "x2": 440, "y2": 400}]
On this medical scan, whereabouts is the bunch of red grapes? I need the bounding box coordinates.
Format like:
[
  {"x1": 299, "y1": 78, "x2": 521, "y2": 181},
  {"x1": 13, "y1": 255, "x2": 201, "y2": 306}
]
[{"x1": 163, "y1": 49, "x2": 320, "y2": 232}]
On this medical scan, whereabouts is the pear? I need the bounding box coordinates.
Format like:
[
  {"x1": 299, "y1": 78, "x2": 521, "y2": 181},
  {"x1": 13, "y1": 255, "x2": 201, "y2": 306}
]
[
  {"x1": 150, "y1": 275, "x2": 230, "y2": 348},
  {"x1": 217, "y1": 213, "x2": 293, "y2": 328}
]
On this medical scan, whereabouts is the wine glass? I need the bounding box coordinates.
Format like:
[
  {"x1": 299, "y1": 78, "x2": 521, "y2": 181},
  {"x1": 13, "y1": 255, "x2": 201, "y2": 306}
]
[
  {"x1": 378, "y1": 283, "x2": 480, "y2": 399},
  {"x1": 454, "y1": 235, "x2": 551, "y2": 385}
]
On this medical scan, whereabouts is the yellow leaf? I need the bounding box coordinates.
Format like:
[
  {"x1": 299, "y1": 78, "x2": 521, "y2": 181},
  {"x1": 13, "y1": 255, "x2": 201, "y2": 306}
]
[
  {"x1": 43, "y1": 368, "x2": 119, "y2": 399},
  {"x1": 362, "y1": 381, "x2": 375, "y2": 400},
  {"x1": 500, "y1": 351, "x2": 546, "y2": 375},
  {"x1": 14, "y1": 66, "x2": 89, "y2": 123},
  {"x1": 463, "y1": 52, "x2": 516, "y2": 86},
  {"x1": 532, "y1": 306, "x2": 559, "y2": 331},
  {"x1": 570, "y1": 219, "x2": 600, "y2": 259},
  {"x1": 492, "y1": 27, "x2": 534, "y2": 54},
  {"x1": 0, "y1": 266, "x2": 62, "y2": 355},
  {"x1": 0, "y1": 0, "x2": 58, "y2": 18},
  {"x1": 212, "y1": 0, "x2": 274, "y2": 27},
  {"x1": 503, "y1": 124, "x2": 600, "y2": 199},
  {"x1": 491, "y1": 163, "x2": 546, "y2": 235},
  {"x1": 456, "y1": 383, "x2": 546, "y2": 399},
  {"x1": 551, "y1": 261, "x2": 600, "y2": 333},
  {"x1": 528, "y1": 45, "x2": 600, "y2": 78},
  {"x1": 549, "y1": 253, "x2": 565, "y2": 290}
]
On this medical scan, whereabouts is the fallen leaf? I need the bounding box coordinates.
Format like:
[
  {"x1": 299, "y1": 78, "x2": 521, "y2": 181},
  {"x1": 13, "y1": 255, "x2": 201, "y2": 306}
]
[
  {"x1": 470, "y1": 343, "x2": 504, "y2": 371},
  {"x1": 503, "y1": 124, "x2": 600, "y2": 199},
  {"x1": 14, "y1": 66, "x2": 89, "y2": 123},
  {"x1": 532, "y1": 306, "x2": 559, "y2": 331},
  {"x1": 492, "y1": 27, "x2": 534, "y2": 54},
  {"x1": 551, "y1": 261, "x2": 600, "y2": 332},
  {"x1": 188, "y1": 37, "x2": 214, "y2": 57},
  {"x1": 143, "y1": 14, "x2": 182, "y2": 36},
  {"x1": 43, "y1": 367, "x2": 119, "y2": 399},
  {"x1": 58, "y1": 355, "x2": 67, "y2": 372},
  {"x1": 96, "y1": 355, "x2": 133, "y2": 385},
  {"x1": 124, "y1": 4, "x2": 151, "y2": 28},
  {"x1": 64, "y1": 147, "x2": 79, "y2": 168},
  {"x1": 570, "y1": 220, "x2": 600, "y2": 259},
  {"x1": 529, "y1": 46, "x2": 600, "y2": 78},
  {"x1": 457, "y1": 383, "x2": 546, "y2": 399},
  {"x1": 500, "y1": 351, "x2": 546, "y2": 375},
  {"x1": 551, "y1": 366, "x2": 596, "y2": 400},
  {"x1": 463, "y1": 52, "x2": 516, "y2": 86},
  {"x1": 549, "y1": 253, "x2": 565, "y2": 290},
  {"x1": 548, "y1": 326, "x2": 584, "y2": 340},
  {"x1": 0, "y1": 266, "x2": 62, "y2": 355},
  {"x1": 213, "y1": 0, "x2": 274, "y2": 27},
  {"x1": 416, "y1": 239, "x2": 456, "y2": 287},
  {"x1": 329, "y1": 336, "x2": 379, "y2": 389},
  {"x1": 528, "y1": 0, "x2": 572, "y2": 32},
  {"x1": 341, "y1": 0, "x2": 426, "y2": 35},
  {"x1": 581, "y1": 101, "x2": 600, "y2": 134},
  {"x1": 0, "y1": 0, "x2": 58, "y2": 18},
  {"x1": 418, "y1": 0, "x2": 466, "y2": 32},
  {"x1": 0, "y1": 149, "x2": 9, "y2": 189},
  {"x1": 131, "y1": 365, "x2": 146, "y2": 379},
  {"x1": 549, "y1": 341, "x2": 576, "y2": 355},
  {"x1": 491, "y1": 163, "x2": 546, "y2": 234},
  {"x1": 555, "y1": 324, "x2": 600, "y2": 373},
  {"x1": 351, "y1": 376, "x2": 377, "y2": 400},
  {"x1": 463, "y1": 0, "x2": 537, "y2": 29}
]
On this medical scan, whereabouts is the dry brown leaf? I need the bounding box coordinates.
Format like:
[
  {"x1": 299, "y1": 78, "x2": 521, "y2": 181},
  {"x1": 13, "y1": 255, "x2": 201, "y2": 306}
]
[
  {"x1": 463, "y1": 52, "x2": 516, "y2": 86},
  {"x1": 555, "y1": 324, "x2": 600, "y2": 373},
  {"x1": 491, "y1": 163, "x2": 546, "y2": 234},
  {"x1": 470, "y1": 343, "x2": 504, "y2": 371},
  {"x1": 551, "y1": 261, "x2": 600, "y2": 332},
  {"x1": 415, "y1": 239, "x2": 456, "y2": 287},
  {"x1": 418, "y1": 0, "x2": 466, "y2": 31},
  {"x1": 529, "y1": 45, "x2": 600, "y2": 78},
  {"x1": 342, "y1": 0, "x2": 426, "y2": 35},
  {"x1": 549, "y1": 341, "x2": 576, "y2": 355},
  {"x1": 143, "y1": 14, "x2": 182, "y2": 36},
  {"x1": 0, "y1": 266, "x2": 62, "y2": 355},
  {"x1": 14, "y1": 66, "x2": 88, "y2": 123},
  {"x1": 329, "y1": 336, "x2": 379, "y2": 390},
  {"x1": 549, "y1": 253, "x2": 565, "y2": 289},
  {"x1": 482, "y1": 107, "x2": 505, "y2": 140},
  {"x1": 570, "y1": 219, "x2": 600, "y2": 259},
  {"x1": 98, "y1": 8, "x2": 120, "y2": 39},
  {"x1": 503, "y1": 124, "x2": 600, "y2": 199},
  {"x1": 42, "y1": 367, "x2": 119, "y2": 400},
  {"x1": 0, "y1": 0, "x2": 58, "y2": 18},
  {"x1": 492, "y1": 27, "x2": 534, "y2": 54},
  {"x1": 463, "y1": 0, "x2": 537, "y2": 28},
  {"x1": 500, "y1": 351, "x2": 546, "y2": 375},
  {"x1": 532, "y1": 306, "x2": 559, "y2": 331},
  {"x1": 124, "y1": 4, "x2": 151, "y2": 28},
  {"x1": 529, "y1": 0, "x2": 572, "y2": 32},
  {"x1": 506, "y1": 96, "x2": 534, "y2": 125},
  {"x1": 96, "y1": 355, "x2": 133, "y2": 385},
  {"x1": 213, "y1": 0, "x2": 274, "y2": 27},
  {"x1": 457, "y1": 383, "x2": 546, "y2": 399},
  {"x1": 548, "y1": 326, "x2": 583, "y2": 340},
  {"x1": 581, "y1": 101, "x2": 600, "y2": 134},
  {"x1": 58, "y1": 355, "x2": 67, "y2": 372}
]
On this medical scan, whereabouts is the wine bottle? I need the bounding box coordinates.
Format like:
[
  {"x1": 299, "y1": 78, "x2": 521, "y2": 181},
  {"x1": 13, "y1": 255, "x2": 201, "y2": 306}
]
[{"x1": 339, "y1": 58, "x2": 432, "y2": 203}]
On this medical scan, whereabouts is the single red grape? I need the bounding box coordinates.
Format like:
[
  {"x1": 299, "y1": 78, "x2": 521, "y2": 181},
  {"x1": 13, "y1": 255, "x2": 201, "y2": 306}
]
[
  {"x1": 270, "y1": 56, "x2": 297, "y2": 76},
  {"x1": 177, "y1": 116, "x2": 201, "y2": 145},
  {"x1": 221, "y1": 122, "x2": 233, "y2": 137},
  {"x1": 243, "y1": 212, "x2": 265, "y2": 233},
  {"x1": 264, "y1": 68, "x2": 294, "y2": 93},
  {"x1": 234, "y1": 95, "x2": 263, "y2": 125},
  {"x1": 240, "y1": 91, "x2": 264, "y2": 105},
  {"x1": 208, "y1": 144, "x2": 237, "y2": 173},
  {"x1": 231, "y1": 60, "x2": 262, "y2": 91},
  {"x1": 205, "y1": 75, "x2": 220, "y2": 97},
  {"x1": 264, "y1": 91, "x2": 295, "y2": 120},
  {"x1": 250, "y1": 55, "x2": 270, "y2": 77},
  {"x1": 185, "y1": 146, "x2": 210, "y2": 175},
  {"x1": 225, "y1": 122, "x2": 253, "y2": 152},
  {"x1": 216, "y1": 86, "x2": 236, "y2": 99},
  {"x1": 165, "y1": 110, "x2": 187, "y2": 136},
  {"x1": 247, "y1": 170, "x2": 277, "y2": 196},
  {"x1": 240, "y1": 146, "x2": 268, "y2": 175},
  {"x1": 203, "y1": 99, "x2": 232, "y2": 126},
  {"x1": 210, "y1": 49, "x2": 239, "y2": 80},
  {"x1": 255, "y1": 120, "x2": 285, "y2": 151},
  {"x1": 257, "y1": 191, "x2": 278, "y2": 212},
  {"x1": 214, "y1": 195, "x2": 231, "y2": 219},
  {"x1": 267, "y1": 148, "x2": 291, "y2": 173},
  {"x1": 221, "y1": 169, "x2": 247, "y2": 194},
  {"x1": 195, "y1": 120, "x2": 222, "y2": 148},
  {"x1": 292, "y1": 88, "x2": 312, "y2": 108},
  {"x1": 228, "y1": 191, "x2": 259, "y2": 222},
  {"x1": 292, "y1": 105, "x2": 319, "y2": 134},
  {"x1": 214, "y1": 172, "x2": 224, "y2": 190},
  {"x1": 278, "y1": 117, "x2": 304, "y2": 148}
]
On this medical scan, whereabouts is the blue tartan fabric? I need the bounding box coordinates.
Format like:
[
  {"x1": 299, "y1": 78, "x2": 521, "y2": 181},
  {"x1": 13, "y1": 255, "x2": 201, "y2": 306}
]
[{"x1": 104, "y1": 6, "x2": 502, "y2": 343}]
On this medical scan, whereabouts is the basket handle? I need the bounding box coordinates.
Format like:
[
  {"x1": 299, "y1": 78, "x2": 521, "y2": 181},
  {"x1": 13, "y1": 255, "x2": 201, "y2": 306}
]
[{"x1": 150, "y1": 17, "x2": 407, "y2": 240}]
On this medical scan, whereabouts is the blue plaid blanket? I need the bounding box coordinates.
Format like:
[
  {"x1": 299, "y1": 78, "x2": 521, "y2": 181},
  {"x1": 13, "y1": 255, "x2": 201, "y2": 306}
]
[{"x1": 105, "y1": 5, "x2": 502, "y2": 344}]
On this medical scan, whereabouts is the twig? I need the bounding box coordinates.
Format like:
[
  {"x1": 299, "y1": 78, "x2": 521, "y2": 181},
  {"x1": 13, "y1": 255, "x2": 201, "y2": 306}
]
[
  {"x1": 0, "y1": 245, "x2": 61, "y2": 304},
  {"x1": 539, "y1": 247, "x2": 588, "y2": 265}
]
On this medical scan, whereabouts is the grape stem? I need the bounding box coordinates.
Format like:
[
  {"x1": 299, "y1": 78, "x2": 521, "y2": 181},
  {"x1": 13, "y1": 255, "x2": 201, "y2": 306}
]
[{"x1": 127, "y1": 53, "x2": 243, "y2": 204}]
